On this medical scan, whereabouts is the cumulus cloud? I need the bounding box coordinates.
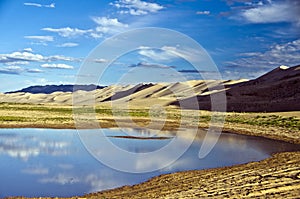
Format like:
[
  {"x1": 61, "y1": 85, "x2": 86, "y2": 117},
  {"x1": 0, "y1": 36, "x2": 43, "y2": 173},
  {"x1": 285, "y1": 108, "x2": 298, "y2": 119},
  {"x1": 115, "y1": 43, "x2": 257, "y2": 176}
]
[
  {"x1": 238, "y1": 0, "x2": 300, "y2": 25},
  {"x1": 48, "y1": 55, "x2": 80, "y2": 62},
  {"x1": 0, "y1": 66, "x2": 43, "y2": 75},
  {"x1": 42, "y1": 27, "x2": 92, "y2": 38},
  {"x1": 92, "y1": 17, "x2": 128, "y2": 27},
  {"x1": 41, "y1": 63, "x2": 74, "y2": 69},
  {"x1": 57, "y1": 43, "x2": 79, "y2": 47},
  {"x1": 196, "y1": 11, "x2": 210, "y2": 15},
  {"x1": 24, "y1": 35, "x2": 54, "y2": 42},
  {"x1": 138, "y1": 46, "x2": 202, "y2": 63},
  {"x1": 44, "y1": 17, "x2": 128, "y2": 39},
  {"x1": 4, "y1": 61, "x2": 30, "y2": 66},
  {"x1": 27, "y1": 68, "x2": 43, "y2": 73},
  {"x1": 90, "y1": 17, "x2": 128, "y2": 38},
  {"x1": 23, "y1": 48, "x2": 33, "y2": 53},
  {"x1": 44, "y1": 3, "x2": 55, "y2": 8},
  {"x1": 24, "y1": 2, "x2": 55, "y2": 8},
  {"x1": 0, "y1": 51, "x2": 44, "y2": 63},
  {"x1": 93, "y1": 58, "x2": 109, "y2": 63},
  {"x1": 0, "y1": 51, "x2": 80, "y2": 65},
  {"x1": 225, "y1": 39, "x2": 300, "y2": 70},
  {"x1": 129, "y1": 62, "x2": 175, "y2": 69},
  {"x1": 0, "y1": 66, "x2": 23, "y2": 75},
  {"x1": 138, "y1": 48, "x2": 177, "y2": 62},
  {"x1": 0, "y1": 51, "x2": 79, "y2": 73},
  {"x1": 110, "y1": 0, "x2": 164, "y2": 15}
]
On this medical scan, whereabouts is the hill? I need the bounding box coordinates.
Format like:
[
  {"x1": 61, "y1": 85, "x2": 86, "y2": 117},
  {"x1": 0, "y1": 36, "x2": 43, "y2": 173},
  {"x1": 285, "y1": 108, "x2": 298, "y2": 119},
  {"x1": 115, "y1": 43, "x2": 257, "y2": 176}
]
[
  {"x1": 170, "y1": 65, "x2": 300, "y2": 112},
  {"x1": 6, "y1": 84, "x2": 104, "y2": 94},
  {"x1": 0, "y1": 65, "x2": 299, "y2": 112}
]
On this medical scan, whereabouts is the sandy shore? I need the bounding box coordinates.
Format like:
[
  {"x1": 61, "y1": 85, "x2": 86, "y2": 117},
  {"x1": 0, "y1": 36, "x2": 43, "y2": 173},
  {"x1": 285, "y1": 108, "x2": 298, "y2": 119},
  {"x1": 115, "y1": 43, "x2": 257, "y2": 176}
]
[{"x1": 87, "y1": 151, "x2": 300, "y2": 199}]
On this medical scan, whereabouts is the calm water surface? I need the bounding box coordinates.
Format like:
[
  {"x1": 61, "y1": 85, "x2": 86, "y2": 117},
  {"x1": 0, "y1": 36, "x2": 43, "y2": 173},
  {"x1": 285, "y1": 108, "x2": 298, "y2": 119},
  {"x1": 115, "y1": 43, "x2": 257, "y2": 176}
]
[{"x1": 0, "y1": 128, "x2": 299, "y2": 198}]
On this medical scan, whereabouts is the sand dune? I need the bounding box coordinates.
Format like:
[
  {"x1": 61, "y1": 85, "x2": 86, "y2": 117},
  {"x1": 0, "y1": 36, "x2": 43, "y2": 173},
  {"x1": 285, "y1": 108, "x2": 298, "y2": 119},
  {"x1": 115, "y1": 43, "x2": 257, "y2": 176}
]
[
  {"x1": 170, "y1": 65, "x2": 300, "y2": 112},
  {"x1": 0, "y1": 80, "x2": 224, "y2": 107},
  {"x1": 0, "y1": 65, "x2": 299, "y2": 112}
]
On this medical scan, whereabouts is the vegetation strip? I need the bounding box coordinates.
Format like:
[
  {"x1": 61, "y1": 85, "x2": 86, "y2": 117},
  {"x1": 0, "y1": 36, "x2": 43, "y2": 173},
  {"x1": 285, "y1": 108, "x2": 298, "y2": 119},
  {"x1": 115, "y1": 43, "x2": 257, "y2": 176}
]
[{"x1": 0, "y1": 103, "x2": 299, "y2": 144}]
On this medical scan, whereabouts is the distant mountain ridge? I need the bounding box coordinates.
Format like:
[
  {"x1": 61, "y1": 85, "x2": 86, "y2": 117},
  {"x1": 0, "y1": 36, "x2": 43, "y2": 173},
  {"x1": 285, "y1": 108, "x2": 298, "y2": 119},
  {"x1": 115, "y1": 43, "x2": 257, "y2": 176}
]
[{"x1": 6, "y1": 84, "x2": 104, "y2": 94}]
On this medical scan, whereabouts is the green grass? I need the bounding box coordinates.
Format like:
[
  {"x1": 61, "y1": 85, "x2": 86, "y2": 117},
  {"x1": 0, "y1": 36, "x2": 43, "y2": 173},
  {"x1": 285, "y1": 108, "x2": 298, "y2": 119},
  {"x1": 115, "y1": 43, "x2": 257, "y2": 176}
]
[
  {"x1": 1, "y1": 104, "x2": 72, "y2": 114},
  {"x1": 0, "y1": 116, "x2": 29, "y2": 122},
  {"x1": 1, "y1": 103, "x2": 299, "y2": 130},
  {"x1": 226, "y1": 115, "x2": 300, "y2": 130}
]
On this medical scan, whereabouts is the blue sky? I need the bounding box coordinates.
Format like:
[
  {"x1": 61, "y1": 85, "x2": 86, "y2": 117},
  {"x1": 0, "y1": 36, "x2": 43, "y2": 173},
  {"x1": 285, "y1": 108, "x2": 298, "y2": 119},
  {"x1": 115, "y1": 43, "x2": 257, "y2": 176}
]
[{"x1": 0, "y1": 0, "x2": 299, "y2": 92}]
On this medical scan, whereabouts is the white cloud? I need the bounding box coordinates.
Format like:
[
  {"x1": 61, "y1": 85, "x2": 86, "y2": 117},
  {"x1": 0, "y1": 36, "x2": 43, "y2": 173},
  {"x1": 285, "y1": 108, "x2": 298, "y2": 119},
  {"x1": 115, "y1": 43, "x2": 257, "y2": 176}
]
[
  {"x1": 43, "y1": 17, "x2": 128, "y2": 39},
  {"x1": 239, "y1": 0, "x2": 300, "y2": 25},
  {"x1": 138, "y1": 46, "x2": 202, "y2": 63},
  {"x1": 91, "y1": 17, "x2": 128, "y2": 37},
  {"x1": 0, "y1": 66, "x2": 43, "y2": 75},
  {"x1": 42, "y1": 27, "x2": 92, "y2": 38},
  {"x1": 0, "y1": 51, "x2": 80, "y2": 64},
  {"x1": 24, "y1": 35, "x2": 54, "y2": 42},
  {"x1": 0, "y1": 66, "x2": 23, "y2": 75},
  {"x1": 4, "y1": 61, "x2": 30, "y2": 66},
  {"x1": 129, "y1": 62, "x2": 174, "y2": 69},
  {"x1": 45, "y1": 3, "x2": 55, "y2": 8},
  {"x1": 27, "y1": 68, "x2": 43, "y2": 73},
  {"x1": 48, "y1": 55, "x2": 80, "y2": 62},
  {"x1": 111, "y1": 0, "x2": 164, "y2": 15},
  {"x1": 138, "y1": 48, "x2": 177, "y2": 62},
  {"x1": 57, "y1": 42, "x2": 79, "y2": 47},
  {"x1": 93, "y1": 58, "x2": 109, "y2": 63},
  {"x1": 24, "y1": 2, "x2": 55, "y2": 8},
  {"x1": 23, "y1": 48, "x2": 33, "y2": 52},
  {"x1": 225, "y1": 39, "x2": 300, "y2": 69},
  {"x1": 92, "y1": 17, "x2": 128, "y2": 28},
  {"x1": 0, "y1": 51, "x2": 44, "y2": 63},
  {"x1": 41, "y1": 63, "x2": 74, "y2": 69},
  {"x1": 24, "y1": 2, "x2": 42, "y2": 7},
  {"x1": 196, "y1": 11, "x2": 210, "y2": 15},
  {"x1": 90, "y1": 32, "x2": 103, "y2": 39}
]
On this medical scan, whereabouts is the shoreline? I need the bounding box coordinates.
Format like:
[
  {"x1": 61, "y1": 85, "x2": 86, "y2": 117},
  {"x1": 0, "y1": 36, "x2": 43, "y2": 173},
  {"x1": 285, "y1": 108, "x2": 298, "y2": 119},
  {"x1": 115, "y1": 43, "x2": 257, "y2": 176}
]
[
  {"x1": 1, "y1": 104, "x2": 299, "y2": 198},
  {"x1": 4, "y1": 151, "x2": 300, "y2": 199},
  {"x1": 0, "y1": 117, "x2": 299, "y2": 145}
]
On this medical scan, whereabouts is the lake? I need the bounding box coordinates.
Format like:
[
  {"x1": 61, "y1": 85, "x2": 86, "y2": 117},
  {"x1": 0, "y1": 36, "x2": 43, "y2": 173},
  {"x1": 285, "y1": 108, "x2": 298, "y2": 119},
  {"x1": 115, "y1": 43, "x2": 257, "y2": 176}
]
[{"x1": 0, "y1": 128, "x2": 299, "y2": 198}]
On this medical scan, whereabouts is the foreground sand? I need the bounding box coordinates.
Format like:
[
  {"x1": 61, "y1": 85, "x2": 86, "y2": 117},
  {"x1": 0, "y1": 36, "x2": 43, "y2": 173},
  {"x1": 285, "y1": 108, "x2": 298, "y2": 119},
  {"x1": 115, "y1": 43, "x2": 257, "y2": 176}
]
[{"x1": 87, "y1": 151, "x2": 300, "y2": 199}]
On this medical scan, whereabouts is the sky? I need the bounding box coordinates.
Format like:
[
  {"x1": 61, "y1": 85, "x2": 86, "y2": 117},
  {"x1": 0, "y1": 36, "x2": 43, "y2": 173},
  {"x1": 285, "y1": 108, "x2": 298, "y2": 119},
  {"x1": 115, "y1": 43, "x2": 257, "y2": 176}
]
[{"x1": 0, "y1": 0, "x2": 299, "y2": 92}]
